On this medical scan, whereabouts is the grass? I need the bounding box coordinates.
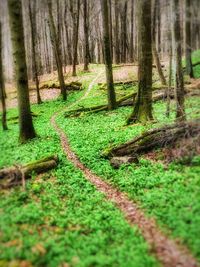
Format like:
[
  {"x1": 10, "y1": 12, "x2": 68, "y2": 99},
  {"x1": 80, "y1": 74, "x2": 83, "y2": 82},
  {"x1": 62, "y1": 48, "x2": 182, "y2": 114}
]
[{"x1": 0, "y1": 92, "x2": 158, "y2": 266}]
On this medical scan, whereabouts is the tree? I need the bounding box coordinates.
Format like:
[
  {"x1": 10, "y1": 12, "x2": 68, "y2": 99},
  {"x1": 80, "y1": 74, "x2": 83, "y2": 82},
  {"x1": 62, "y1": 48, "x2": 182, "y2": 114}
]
[
  {"x1": 83, "y1": 0, "x2": 90, "y2": 71},
  {"x1": 47, "y1": 0, "x2": 67, "y2": 100},
  {"x1": 70, "y1": 0, "x2": 80, "y2": 76},
  {"x1": 28, "y1": 0, "x2": 42, "y2": 104},
  {"x1": 114, "y1": 0, "x2": 120, "y2": 64},
  {"x1": 185, "y1": 0, "x2": 194, "y2": 78},
  {"x1": 130, "y1": 0, "x2": 134, "y2": 62},
  {"x1": 127, "y1": 0, "x2": 153, "y2": 124},
  {"x1": 152, "y1": 0, "x2": 167, "y2": 86},
  {"x1": 0, "y1": 22, "x2": 8, "y2": 131},
  {"x1": 120, "y1": 1, "x2": 128, "y2": 63},
  {"x1": 171, "y1": 0, "x2": 186, "y2": 121},
  {"x1": 101, "y1": 0, "x2": 117, "y2": 110},
  {"x1": 8, "y1": 0, "x2": 36, "y2": 143}
]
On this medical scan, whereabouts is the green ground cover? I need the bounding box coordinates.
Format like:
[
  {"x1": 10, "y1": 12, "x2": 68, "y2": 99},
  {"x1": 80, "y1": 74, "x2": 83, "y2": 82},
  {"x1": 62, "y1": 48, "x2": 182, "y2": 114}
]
[
  {"x1": 0, "y1": 91, "x2": 158, "y2": 267},
  {"x1": 1, "y1": 62, "x2": 200, "y2": 266},
  {"x1": 58, "y1": 90, "x2": 200, "y2": 262}
]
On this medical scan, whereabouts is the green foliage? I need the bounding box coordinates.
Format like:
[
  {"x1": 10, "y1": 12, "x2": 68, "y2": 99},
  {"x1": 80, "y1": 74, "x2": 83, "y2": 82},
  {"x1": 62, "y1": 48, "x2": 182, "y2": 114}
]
[{"x1": 0, "y1": 94, "x2": 158, "y2": 266}]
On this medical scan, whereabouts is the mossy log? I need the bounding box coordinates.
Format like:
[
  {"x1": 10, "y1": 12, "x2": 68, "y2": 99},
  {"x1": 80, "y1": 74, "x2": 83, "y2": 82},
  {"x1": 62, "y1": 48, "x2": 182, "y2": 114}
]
[
  {"x1": 0, "y1": 155, "x2": 58, "y2": 189},
  {"x1": 64, "y1": 92, "x2": 137, "y2": 117},
  {"x1": 40, "y1": 81, "x2": 82, "y2": 91},
  {"x1": 183, "y1": 61, "x2": 200, "y2": 71},
  {"x1": 64, "y1": 86, "x2": 199, "y2": 118},
  {"x1": 103, "y1": 120, "x2": 200, "y2": 159},
  {"x1": 98, "y1": 80, "x2": 138, "y2": 89}
]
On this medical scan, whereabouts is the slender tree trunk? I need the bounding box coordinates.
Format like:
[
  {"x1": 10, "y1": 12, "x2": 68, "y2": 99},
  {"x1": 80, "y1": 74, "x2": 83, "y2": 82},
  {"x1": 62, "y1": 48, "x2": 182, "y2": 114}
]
[
  {"x1": 101, "y1": 0, "x2": 117, "y2": 110},
  {"x1": 0, "y1": 22, "x2": 8, "y2": 131},
  {"x1": 64, "y1": 3, "x2": 73, "y2": 66},
  {"x1": 127, "y1": 0, "x2": 153, "y2": 124},
  {"x1": 121, "y1": 1, "x2": 127, "y2": 63},
  {"x1": 130, "y1": 0, "x2": 134, "y2": 62},
  {"x1": 28, "y1": 0, "x2": 42, "y2": 104},
  {"x1": 114, "y1": 0, "x2": 120, "y2": 64},
  {"x1": 47, "y1": 0, "x2": 67, "y2": 100},
  {"x1": 108, "y1": 0, "x2": 113, "y2": 60},
  {"x1": 185, "y1": 0, "x2": 194, "y2": 78},
  {"x1": 70, "y1": 0, "x2": 80, "y2": 76},
  {"x1": 83, "y1": 0, "x2": 90, "y2": 71},
  {"x1": 8, "y1": 0, "x2": 36, "y2": 143},
  {"x1": 157, "y1": 0, "x2": 161, "y2": 53},
  {"x1": 171, "y1": 0, "x2": 186, "y2": 121},
  {"x1": 166, "y1": 44, "x2": 172, "y2": 117},
  {"x1": 152, "y1": 0, "x2": 167, "y2": 86}
]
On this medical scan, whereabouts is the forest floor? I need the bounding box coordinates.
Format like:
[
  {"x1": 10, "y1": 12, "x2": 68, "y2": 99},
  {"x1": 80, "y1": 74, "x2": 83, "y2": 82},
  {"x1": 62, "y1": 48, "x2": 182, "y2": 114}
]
[{"x1": 0, "y1": 63, "x2": 200, "y2": 267}]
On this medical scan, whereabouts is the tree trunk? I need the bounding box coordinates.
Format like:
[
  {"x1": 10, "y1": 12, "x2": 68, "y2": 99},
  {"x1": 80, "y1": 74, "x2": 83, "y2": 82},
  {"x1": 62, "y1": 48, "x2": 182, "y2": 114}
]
[
  {"x1": 114, "y1": 0, "x2": 120, "y2": 64},
  {"x1": 70, "y1": 0, "x2": 80, "y2": 76},
  {"x1": 0, "y1": 22, "x2": 8, "y2": 131},
  {"x1": 130, "y1": 0, "x2": 134, "y2": 62},
  {"x1": 101, "y1": 0, "x2": 117, "y2": 110},
  {"x1": 108, "y1": 0, "x2": 113, "y2": 60},
  {"x1": 166, "y1": 44, "x2": 172, "y2": 117},
  {"x1": 121, "y1": 1, "x2": 128, "y2": 63},
  {"x1": 171, "y1": 0, "x2": 186, "y2": 121},
  {"x1": 127, "y1": 0, "x2": 153, "y2": 124},
  {"x1": 83, "y1": 0, "x2": 90, "y2": 71},
  {"x1": 28, "y1": 0, "x2": 42, "y2": 104},
  {"x1": 64, "y1": 3, "x2": 73, "y2": 66},
  {"x1": 185, "y1": 0, "x2": 194, "y2": 78},
  {"x1": 0, "y1": 155, "x2": 58, "y2": 189},
  {"x1": 47, "y1": 0, "x2": 67, "y2": 100},
  {"x1": 8, "y1": 0, "x2": 36, "y2": 143},
  {"x1": 152, "y1": 0, "x2": 167, "y2": 86}
]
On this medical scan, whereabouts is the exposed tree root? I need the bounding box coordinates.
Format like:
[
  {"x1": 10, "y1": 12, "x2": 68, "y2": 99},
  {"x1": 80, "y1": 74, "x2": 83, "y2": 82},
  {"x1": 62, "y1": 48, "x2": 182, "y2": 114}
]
[{"x1": 0, "y1": 155, "x2": 58, "y2": 189}]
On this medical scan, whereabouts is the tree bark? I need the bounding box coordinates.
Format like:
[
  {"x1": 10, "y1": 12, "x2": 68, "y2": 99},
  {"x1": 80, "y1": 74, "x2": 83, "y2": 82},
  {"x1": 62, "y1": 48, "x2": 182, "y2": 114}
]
[
  {"x1": 130, "y1": 0, "x2": 134, "y2": 62},
  {"x1": 127, "y1": 0, "x2": 153, "y2": 124},
  {"x1": 0, "y1": 155, "x2": 58, "y2": 189},
  {"x1": 114, "y1": 0, "x2": 120, "y2": 64},
  {"x1": 83, "y1": 0, "x2": 90, "y2": 71},
  {"x1": 152, "y1": 0, "x2": 167, "y2": 86},
  {"x1": 64, "y1": 2, "x2": 73, "y2": 66},
  {"x1": 8, "y1": 0, "x2": 36, "y2": 143},
  {"x1": 70, "y1": 0, "x2": 80, "y2": 76},
  {"x1": 28, "y1": 0, "x2": 42, "y2": 104},
  {"x1": 185, "y1": 0, "x2": 194, "y2": 78},
  {"x1": 0, "y1": 22, "x2": 8, "y2": 131},
  {"x1": 171, "y1": 0, "x2": 186, "y2": 121},
  {"x1": 47, "y1": 0, "x2": 67, "y2": 100},
  {"x1": 101, "y1": 0, "x2": 117, "y2": 110}
]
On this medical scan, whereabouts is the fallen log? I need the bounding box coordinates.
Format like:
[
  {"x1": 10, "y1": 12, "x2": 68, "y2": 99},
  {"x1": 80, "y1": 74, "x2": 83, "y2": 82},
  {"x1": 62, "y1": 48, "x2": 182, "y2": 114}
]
[
  {"x1": 0, "y1": 155, "x2": 58, "y2": 189},
  {"x1": 40, "y1": 81, "x2": 82, "y2": 91},
  {"x1": 183, "y1": 61, "x2": 200, "y2": 70},
  {"x1": 103, "y1": 120, "x2": 200, "y2": 161},
  {"x1": 64, "y1": 92, "x2": 137, "y2": 117},
  {"x1": 64, "y1": 86, "x2": 200, "y2": 118}
]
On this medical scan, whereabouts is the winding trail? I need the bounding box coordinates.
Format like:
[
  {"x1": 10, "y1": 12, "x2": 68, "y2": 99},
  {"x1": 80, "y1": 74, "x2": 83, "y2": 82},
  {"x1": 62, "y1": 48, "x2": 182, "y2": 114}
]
[{"x1": 51, "y1": 73, "x2": 198, "y2": 267}]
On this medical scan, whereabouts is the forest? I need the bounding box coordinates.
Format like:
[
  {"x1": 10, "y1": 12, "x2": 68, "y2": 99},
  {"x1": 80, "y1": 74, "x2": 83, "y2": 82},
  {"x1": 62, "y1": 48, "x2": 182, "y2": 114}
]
[{"x1": 0, "y1": 0, "x2": 200, "y2": 266}]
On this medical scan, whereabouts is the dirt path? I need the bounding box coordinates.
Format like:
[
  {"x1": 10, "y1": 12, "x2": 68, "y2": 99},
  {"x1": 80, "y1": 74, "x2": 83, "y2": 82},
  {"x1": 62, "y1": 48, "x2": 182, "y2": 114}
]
[{"x1": 51, "y1": 74, "x2": 198, "y2": 267}]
